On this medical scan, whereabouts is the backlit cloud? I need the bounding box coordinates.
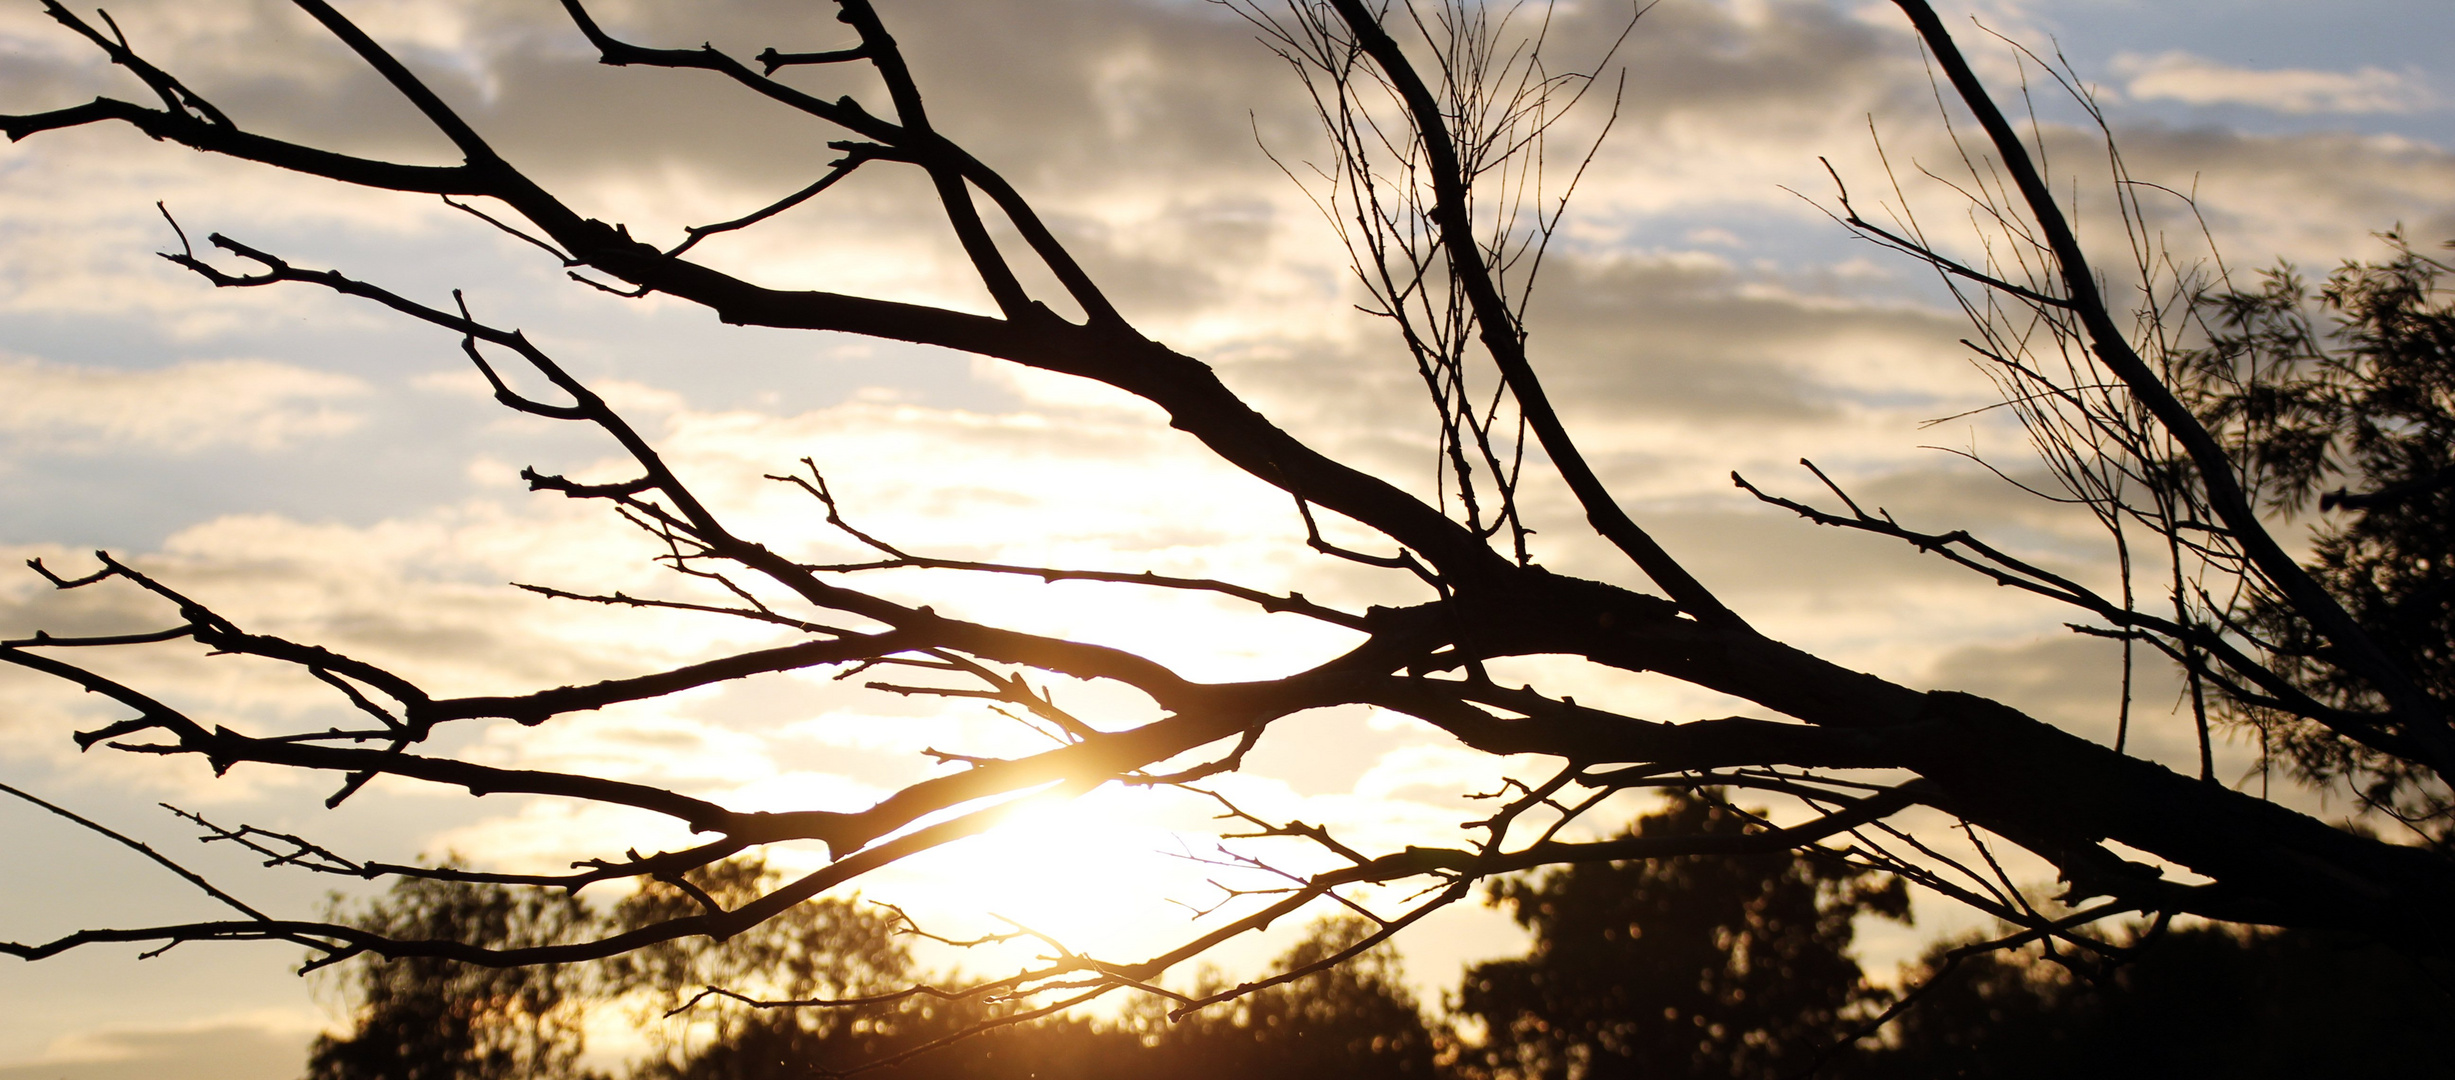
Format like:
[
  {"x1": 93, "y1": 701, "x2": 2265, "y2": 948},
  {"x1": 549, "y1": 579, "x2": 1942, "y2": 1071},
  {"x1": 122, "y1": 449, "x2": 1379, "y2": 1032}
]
[
  {"x1": 0, "y1": 355, "x2": 367, "y2": 453},
  {"x1": 2114, "y1": 50, "x2": 2438, "y2": 115}
]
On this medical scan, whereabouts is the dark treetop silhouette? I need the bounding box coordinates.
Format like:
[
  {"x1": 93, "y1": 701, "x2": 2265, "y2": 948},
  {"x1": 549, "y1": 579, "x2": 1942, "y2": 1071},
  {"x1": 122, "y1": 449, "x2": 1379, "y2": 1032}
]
[
  {"x1": 2, "y1": 0, "x2": 2451, "y2": 1058},
  {"x1": 1456, "y1": 789, "x2": 1908, "y2": 1080}
]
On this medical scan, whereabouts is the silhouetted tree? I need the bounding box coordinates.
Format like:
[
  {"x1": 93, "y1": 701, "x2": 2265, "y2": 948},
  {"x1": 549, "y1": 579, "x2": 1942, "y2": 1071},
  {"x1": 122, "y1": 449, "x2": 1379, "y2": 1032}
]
[
  {"x1": 1456, "y1": 790, "x2": 1907, "y2": 1080},
  {"x1": 2177, "y1": 234, "x2": 2455, "y2": 831},
  {"x1": 307, "y1": 872, "x2": 601, "y2": 1080},
  {"x1": 652, "y1": 916, "x2": 1440, "y2": 1080},
  {"x1": 1852, "y1": 924, "x2": 2455, "y2": 1079},
  {"x1": 314, "y1": 871, "x2": 1434, "y2": 1080},
  {"x1": 1125, "y1": 917, "x2": 1444, "y2": 1080},
  {"x1": 312, "y1": 858, "x2": 924, "y2": 1080}
]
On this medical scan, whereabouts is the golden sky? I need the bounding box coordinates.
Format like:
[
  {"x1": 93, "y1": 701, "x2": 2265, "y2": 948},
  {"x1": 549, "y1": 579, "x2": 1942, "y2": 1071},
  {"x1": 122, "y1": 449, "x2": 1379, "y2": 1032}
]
[{"x1": 1, "y1": 1, "x2": 2451, "y2": 1075}]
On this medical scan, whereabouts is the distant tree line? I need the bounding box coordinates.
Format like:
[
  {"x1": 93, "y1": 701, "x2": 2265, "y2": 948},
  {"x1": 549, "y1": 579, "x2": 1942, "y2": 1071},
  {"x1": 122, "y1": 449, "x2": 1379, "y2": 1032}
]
[{"x1": 309, "y1": 787, "x2": 2452, "y2": 1080}]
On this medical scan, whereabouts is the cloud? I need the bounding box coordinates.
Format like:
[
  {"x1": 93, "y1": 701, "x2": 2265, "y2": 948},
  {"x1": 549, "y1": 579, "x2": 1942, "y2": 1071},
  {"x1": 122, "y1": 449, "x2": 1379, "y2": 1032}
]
[
  {"x1": 2046, "y1": 122, "x2": 2455, "y2": 265},
  {"x1": 2113, "y1": 50, "x2": 2438, "y2": 115},
  {"x1": 0, "y1": 1022, "x2": 305, "y2": 1080},
  {"x1": 0, "y1": 354, "x2": 367, "y2": 453}
]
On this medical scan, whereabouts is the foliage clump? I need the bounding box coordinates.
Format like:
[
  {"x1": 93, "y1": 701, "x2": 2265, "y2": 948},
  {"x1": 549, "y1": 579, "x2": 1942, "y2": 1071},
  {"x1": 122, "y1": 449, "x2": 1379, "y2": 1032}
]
[
  {"x1": 1849, "y1": 923, "x2": 2454, "y2": 1079},
  {"x1": 1456, "y1": 791, "x2": 1909, "y2": 1080},
  {"x1": 2180, "y1": 234, "x2": 2455, "y2": 829}
]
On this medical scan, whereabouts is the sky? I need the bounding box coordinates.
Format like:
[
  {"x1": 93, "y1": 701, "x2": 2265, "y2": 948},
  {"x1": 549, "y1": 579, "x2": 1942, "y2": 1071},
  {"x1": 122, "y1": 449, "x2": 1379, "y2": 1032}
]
[{"x1": 0, "y1": 0, "x2": 2451, "y2": 1076}]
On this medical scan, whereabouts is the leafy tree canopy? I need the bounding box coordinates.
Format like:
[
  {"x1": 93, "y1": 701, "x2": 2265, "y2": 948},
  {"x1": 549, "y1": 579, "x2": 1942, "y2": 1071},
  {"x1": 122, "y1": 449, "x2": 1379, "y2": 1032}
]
[
  {"x1": 1851, "y1": 923, "x2": 2454, "y2": 1079},
  {"x1": 1457, "y1": 791, "x2": 1907, "y2": 1080},
  {"x1": 2182, "y1": 234, "x2": 2455, "y2": 830}
]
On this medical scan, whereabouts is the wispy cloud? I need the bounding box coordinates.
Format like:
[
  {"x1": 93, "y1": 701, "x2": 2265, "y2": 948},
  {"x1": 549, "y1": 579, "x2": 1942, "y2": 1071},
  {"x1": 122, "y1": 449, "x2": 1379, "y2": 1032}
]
[
  {"x1": 0, "y1": 355, "x2": 367, "y2": 454},
  {"x1": 4, "y1": 1017, "x2": 312, "y2": 1080},
  {"x1": 2113, "y1": 50, "x2": 2437, "y2": 114}
]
